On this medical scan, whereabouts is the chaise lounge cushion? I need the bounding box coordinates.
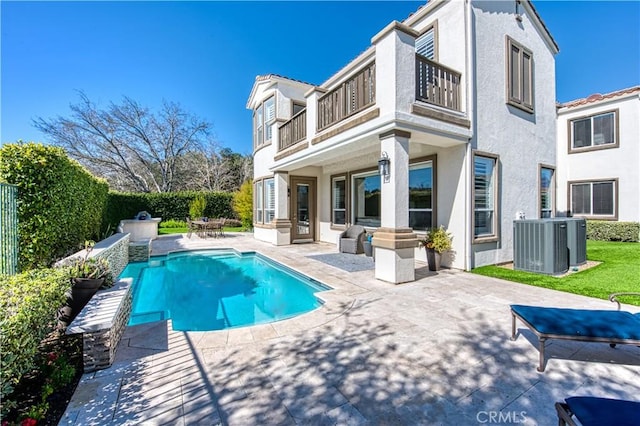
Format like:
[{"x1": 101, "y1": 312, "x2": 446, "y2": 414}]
[
  {"x1": 557, "y1": 397, "x2": 640, "y2": 426},
  {"x1": 510, "y1": 305, "x2": 640, "y2": 341},
  {"x1": 339, "y1": 225, "x2": 366, "y2": 254}
]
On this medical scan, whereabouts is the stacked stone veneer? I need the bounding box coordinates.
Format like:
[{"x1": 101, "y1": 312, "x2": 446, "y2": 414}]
[
  {"x1": 128, "y1": 239, "x2": 151, "y2": 262},
  {"x1": 66, "y1": 279, "x2": 133, "y2": 372},
  {"x1": 92, "y1": 233, "x2": 130, "y2": 277}
]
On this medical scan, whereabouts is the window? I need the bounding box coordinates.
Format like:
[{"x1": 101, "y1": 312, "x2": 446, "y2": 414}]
[
  {"x1": 255, "y1": 180, "x2": 263, "y2": 223},
  {"x1": 264, "y1": 178, "x2": 275, "y2": 223},
  {"x1": 409, "y1": 162, "x2": 433, "y2": 231},
  {"x1": 506, "y1": 37, "x2": 534, "y2": 112},
  {"x1": 331, "y1": 176, "x2": 347, "y2": 226},
  {"x1": 570, "y1": 180, "x2": 616, "y2": 218},
  {"x1": 353, "y1": 172, "x2": 381, "y2": 227},
  {"x1": 474, "y1": 154, "x2": 498, "y2": 239},
  {"x1": 254, "y1": 105, "x2": 263, "y2": 149},
  {"x1": 416, "y1": 25, "x2": 436, "y2": 60},
  {"x1": 570, "y1": 110, "x2": 617, "y2": 151},
  {"x1": 253, "y1": 96, "x2": 275, "y2": 148},
  {"x1": 540, "y1": 166, "x2": 554, "y2": 218},
  {"x1": 264, "y1": 97, "x2": 275, "y2": 142},
  {"x1": 254, "y1": 178, "x2": 275, "y2": 224}
]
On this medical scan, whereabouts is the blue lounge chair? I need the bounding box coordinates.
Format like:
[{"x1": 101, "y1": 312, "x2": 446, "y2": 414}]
[
  {"x1": 555, "y1": 396, "x2": 640, "y2": 426},
  {"x1": 510, "y1": 292, "x2": 640, "y2": 371}
]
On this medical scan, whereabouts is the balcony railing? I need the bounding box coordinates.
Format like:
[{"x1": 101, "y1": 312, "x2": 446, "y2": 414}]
[
  {"x1": 415, "y1": 54, "x2": 461, "y2": 111},
  {"x1": 317, "y1": 62, "x2": 376, "y2": 132},
  {"x1": 278, "y1": 108, "x2": 307, "y2": 151}
]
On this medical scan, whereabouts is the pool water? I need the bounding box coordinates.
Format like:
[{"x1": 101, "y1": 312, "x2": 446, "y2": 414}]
[{"x1": 120, "y1": 249, "x2": 330, "y2": 331}]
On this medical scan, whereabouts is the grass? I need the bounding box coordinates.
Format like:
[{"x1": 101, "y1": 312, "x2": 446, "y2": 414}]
[
  {"x1": 159, "y1": 226, "x2": 245, "y2": 235},
  {"x1": 472, "y1": 241, "x2": 640, "y2": 306}
]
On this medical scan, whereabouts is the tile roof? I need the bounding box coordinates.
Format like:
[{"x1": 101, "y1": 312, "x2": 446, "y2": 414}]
[{"x1": 559, "y1": 86, "x2": 640, "y2": 108}]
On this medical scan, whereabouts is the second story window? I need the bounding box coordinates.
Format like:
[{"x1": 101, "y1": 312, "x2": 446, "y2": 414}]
[
  {"x1": 570, "y1": 110, "x2": 618, "y2": 152},
  {"x1": 254, "y1": 96, "x2": 276, "y2": 149},
  {"x1": 416, "y1": 25, "x2": 436, "y2": 60},
  {"x1": 506, "y1": 37, "x2": 534, "y2": 113}
]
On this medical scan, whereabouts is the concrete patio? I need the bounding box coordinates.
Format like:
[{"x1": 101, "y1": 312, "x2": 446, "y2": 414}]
[{"x1": 61, "y1": 233, "x2": 640, "y2": 425}]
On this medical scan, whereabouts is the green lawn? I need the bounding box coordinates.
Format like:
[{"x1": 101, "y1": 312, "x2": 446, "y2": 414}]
[
  {"x1": 158, "y1": 226, "x2": 245, "y2": 235},
  {"x1": 472, "y1": 241, "x2": 640, "y2": 306}
]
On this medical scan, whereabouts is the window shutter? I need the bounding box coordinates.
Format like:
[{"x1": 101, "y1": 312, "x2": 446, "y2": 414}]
[
  {"x1": 416, "y1": 27, "x2": 435, "y2": 60},
  {"x1": 264, "y1": 98, "x2": 275, "y2": 122},
  {"x1": 266, "y1": 179, "x2": 275, "y2": 210}
]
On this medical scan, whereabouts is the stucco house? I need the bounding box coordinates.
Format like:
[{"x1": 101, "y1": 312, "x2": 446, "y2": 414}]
[
  {"x1": 246, "y1": 0, "x2": 559, "y2": 283},
  {"x1": 556, "y1": 86, "x2": 640, "y2": 222}
]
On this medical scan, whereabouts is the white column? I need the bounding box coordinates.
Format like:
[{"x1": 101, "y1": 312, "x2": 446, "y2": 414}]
[
  {"x1": 372, "y1": 130, "x2": 417, "y2": 284},
  {"x1": 273, "y1": 171, "x2": 291, "y2": 245}
]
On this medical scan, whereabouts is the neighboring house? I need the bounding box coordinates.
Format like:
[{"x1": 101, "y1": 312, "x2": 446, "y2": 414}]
[
  {"x1": 556, "y1": 86, "x2": 640, "y2": 222},
  {"x1": 246, "y1": 0, "x2": 559, "y2": 283}
]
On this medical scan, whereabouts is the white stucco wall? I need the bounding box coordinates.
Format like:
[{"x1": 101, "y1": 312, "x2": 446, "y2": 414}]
[
  {"x1": 556, "y1": 92, "x2": 640, "y2": 222},
  {"x1": 471, "y1": 1, "x2": 558, "y2": 267}
]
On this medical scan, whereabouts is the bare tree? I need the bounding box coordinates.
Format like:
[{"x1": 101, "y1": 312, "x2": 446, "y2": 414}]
[
  {"x1": 176, "y1": 146, "x2": 253, "y2": 192},
  {"x1": 34, "y1": 93, "x2": 213, "y2": 192}
]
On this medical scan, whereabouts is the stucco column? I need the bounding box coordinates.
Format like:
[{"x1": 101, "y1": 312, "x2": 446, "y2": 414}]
[
  {"x1": 372, "y1": 129, "x2": 418, "y2": 283},
  {"x1": 273, "y1": 171, "x2": 291, "y2": 245}
]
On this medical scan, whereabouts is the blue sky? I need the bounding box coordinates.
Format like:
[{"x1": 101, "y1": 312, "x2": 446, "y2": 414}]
[{"x1": 2, "y1": 1, "x2": 639, "y2": 155}]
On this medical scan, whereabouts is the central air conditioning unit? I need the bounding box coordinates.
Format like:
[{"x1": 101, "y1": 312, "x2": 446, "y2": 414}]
[
  {"x1": 557, "y1": 217, "x2": 587, "y2": 266},
  {"x1": 513, "y1": 219, "x2": 569, "y2": 275}
]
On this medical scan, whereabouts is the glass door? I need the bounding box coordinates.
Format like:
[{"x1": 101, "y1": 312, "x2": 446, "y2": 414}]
[{"x1": 290, "y1": 176, "x2": 316, "y2": 242}]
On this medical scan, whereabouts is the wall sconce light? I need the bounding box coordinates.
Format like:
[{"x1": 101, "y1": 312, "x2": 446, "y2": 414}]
[{"x1": 378, "y1": 152, "x2": 390, "y2": 181}]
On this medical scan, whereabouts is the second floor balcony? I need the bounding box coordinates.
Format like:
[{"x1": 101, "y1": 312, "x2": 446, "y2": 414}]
[{"x1": 275, "y1": 54, "x2": 464, "y2": 154}]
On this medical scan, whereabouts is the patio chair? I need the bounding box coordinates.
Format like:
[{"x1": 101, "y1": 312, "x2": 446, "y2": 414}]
[
  {"x1": 510, "y1": 292, "x2": 640, "y2": 371},
  {"x1": 339, "y1": 225, "x2": 366, "y2": 254},
  {"x1": 555, "y1": 396, "x2": 640, "y2": 426},
  {"x1": 186, "y1": 217, "x2": 196, "y2": 239}
]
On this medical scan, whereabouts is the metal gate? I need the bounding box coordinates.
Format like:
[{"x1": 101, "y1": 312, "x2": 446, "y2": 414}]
[{"x1": 0, "y1": 183, "x2": 18, "y2": 275}]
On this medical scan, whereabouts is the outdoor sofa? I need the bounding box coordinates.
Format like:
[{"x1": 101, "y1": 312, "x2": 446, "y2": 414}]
[{"x1": 510, "y1": 292, "x2": 640, "y2": 371}]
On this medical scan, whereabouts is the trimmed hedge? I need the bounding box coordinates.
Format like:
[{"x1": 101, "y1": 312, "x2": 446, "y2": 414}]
[
  {"x1": 0, "y1": 143, "x2": 109, "y2": 270},
  {"x1": 0, "y1": 268, "x2": 70, "y2": 413},
  {"x1": 103, "y1": 191, "x2": 235, "y2": 229},
  {"x1": 587, "y1": 220, "x2": 640, "y2": 242}
]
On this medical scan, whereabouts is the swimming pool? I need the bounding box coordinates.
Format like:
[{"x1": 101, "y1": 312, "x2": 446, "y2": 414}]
[{"x1": 120, "y1": 249, "x2": 330, "y2": 331}]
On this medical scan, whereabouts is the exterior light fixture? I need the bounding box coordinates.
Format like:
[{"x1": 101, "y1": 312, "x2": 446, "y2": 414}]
[{"x1": 378, "y1": 152, "x2": 390, "y2": 180}]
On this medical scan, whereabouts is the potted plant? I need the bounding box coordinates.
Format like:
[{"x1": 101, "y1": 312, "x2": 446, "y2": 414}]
[
  {"x1": 57, "y1": 241, "x2": 114, "y2": 325},
  {"x1": 418, "y1": 226, "x2": 453, "y2": 271}
]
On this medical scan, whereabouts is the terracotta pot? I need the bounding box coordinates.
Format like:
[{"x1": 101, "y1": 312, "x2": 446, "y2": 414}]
[
  {"x1": 58, "y1": 278, "x2": 104, "y2": 325},
  {"x1": 426, "y1": 248, "x2": 442, "y2": 271}
]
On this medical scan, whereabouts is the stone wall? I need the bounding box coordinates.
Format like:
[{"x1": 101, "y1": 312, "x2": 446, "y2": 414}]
[{"x1": 90, "y1": 233, "x2": 130, "y2": 278}]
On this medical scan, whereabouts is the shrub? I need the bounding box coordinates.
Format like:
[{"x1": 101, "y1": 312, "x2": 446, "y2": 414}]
[
  {"x1": 0, "y1": 268, "x2": 70, "y2": 414},
  {"x1": 103, "y1": 191, "x2": 234, "y2": 230},
  {"x1": 189, "y1": 195, "x2": 207, "y2": 219},
  {"x1": 233, "y1": 180, "x2": 253, "y2": 230},
  {"x1": 159, "y1": 219, "x2": 187, "y2": 229},
  {"x1": 587, "y1": 220, "x2": 640, "y2": 242},
  {"x1": 0, "y1": 143, "x2": 108, "y2": 270}
]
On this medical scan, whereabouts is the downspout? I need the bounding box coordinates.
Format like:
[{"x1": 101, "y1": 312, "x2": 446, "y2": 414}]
[{"x1": 464, "y1": 0, "x2": 475, "y2": 271}]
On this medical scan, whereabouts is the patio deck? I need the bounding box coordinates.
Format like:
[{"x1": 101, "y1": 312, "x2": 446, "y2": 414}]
[{"x1": 60, "y1": 233, "x2": 640, "y2": 425}]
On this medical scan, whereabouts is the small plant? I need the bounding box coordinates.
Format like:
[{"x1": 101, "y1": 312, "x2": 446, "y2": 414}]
[
  {"x1": 57, "y1": 241, "x2": 114, "y2": 288},
  {"x1": 418, "y1": 226, "x2": 453, "y2": 253},
  {"x1": 189, "y1": 195, "x2": 207, "y2": 219}
]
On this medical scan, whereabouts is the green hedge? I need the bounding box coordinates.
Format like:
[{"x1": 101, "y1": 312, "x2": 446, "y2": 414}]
[
  {"x1": 0, "y1": 268, "x2": 70, "y2": 413},
  {"x1": 0, "y1": 143, "x2": 109, "y2": 270},
  {"x1": 103, "y1": 191, "x2": 235, "y2": 229},
  {"x1": 587, "y1": 220, "x2": 640, "y2": 242}
]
